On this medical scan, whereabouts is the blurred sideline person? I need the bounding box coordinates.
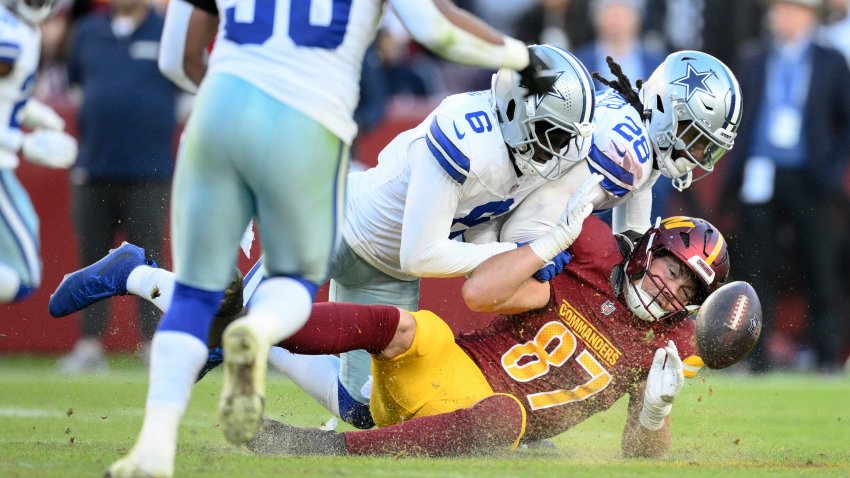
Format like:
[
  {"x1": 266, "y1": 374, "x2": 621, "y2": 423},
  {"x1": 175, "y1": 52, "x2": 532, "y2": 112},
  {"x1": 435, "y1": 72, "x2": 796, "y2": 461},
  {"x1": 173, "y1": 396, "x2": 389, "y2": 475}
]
[
  {"x1": 51, "y1": 1, "x2": 587, "y2": 476},
  {"x1": 57, "y1": 0, "x2": 179, "y2": 375},
  {"x1": 51, "y1": 43, "x2": 599, "y2": 430},
  {"x1": 0, "y1": 0, "x2": 77, "y2": 304},
  {"x1": 725, "y1": 0, "x2": 850, "y2": 373}
]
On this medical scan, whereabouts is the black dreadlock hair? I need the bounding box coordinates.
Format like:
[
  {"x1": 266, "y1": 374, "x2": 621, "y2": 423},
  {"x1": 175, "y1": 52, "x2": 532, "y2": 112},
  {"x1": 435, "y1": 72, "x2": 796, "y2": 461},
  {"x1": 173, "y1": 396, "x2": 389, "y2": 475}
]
[{"x1": 592, "y1": 56, "x2": 645, "y2": 118}]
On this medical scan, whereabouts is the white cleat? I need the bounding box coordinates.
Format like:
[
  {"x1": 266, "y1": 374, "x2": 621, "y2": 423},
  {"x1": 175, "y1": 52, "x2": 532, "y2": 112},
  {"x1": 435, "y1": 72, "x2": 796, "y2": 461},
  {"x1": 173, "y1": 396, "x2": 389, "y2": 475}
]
[
  {"x1": 105, "y1": 447, "x2": 173, "y2": 478},
  {"x1": 219, "y1": 320, "x2": 268, "y2": 445}
]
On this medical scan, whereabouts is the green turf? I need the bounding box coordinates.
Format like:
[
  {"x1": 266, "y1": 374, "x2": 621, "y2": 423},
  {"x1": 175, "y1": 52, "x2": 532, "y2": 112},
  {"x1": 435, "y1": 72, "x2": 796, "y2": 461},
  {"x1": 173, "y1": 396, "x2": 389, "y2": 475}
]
[{"x1": 0, "y1": 356, "x2": 847, "y2": 477}]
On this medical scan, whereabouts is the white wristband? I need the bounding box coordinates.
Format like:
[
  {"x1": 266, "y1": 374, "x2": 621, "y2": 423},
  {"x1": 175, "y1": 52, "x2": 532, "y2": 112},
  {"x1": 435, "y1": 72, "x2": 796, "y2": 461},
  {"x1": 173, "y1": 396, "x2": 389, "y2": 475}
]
[{"x1": 638, "y1": 401, "x2": 671, "y2": 431}]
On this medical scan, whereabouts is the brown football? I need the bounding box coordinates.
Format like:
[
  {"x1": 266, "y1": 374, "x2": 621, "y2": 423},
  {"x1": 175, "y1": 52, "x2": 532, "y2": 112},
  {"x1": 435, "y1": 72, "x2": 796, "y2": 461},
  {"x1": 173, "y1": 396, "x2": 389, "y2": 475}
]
[{"x1": 695, "y1": 281, "x2": 762, "y2": 369}]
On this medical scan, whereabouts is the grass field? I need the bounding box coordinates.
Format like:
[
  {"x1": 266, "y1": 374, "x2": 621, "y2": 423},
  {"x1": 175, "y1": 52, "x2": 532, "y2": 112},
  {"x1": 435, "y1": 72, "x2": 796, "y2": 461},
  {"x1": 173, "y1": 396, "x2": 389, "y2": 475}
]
[{"x1": 0, "y1": 356, "x2": 848, "y2": 478}]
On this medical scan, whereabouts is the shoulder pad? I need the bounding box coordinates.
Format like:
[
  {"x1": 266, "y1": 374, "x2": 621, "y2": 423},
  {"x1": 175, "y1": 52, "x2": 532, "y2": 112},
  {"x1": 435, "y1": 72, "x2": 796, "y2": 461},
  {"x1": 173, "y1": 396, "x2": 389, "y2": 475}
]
[
  {"x1": 424, "y1": 92, "x2": 509, "y2": 186},
  {"x1": 586, "y1": 105, "x2": 654, "y2": 197}
]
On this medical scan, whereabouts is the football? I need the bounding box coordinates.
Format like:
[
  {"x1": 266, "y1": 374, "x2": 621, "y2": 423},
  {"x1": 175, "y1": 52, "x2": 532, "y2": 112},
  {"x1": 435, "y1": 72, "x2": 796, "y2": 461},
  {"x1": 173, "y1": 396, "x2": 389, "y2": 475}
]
[{"x1": 695, "y1": 281, "x2": 763, "y2": 369}]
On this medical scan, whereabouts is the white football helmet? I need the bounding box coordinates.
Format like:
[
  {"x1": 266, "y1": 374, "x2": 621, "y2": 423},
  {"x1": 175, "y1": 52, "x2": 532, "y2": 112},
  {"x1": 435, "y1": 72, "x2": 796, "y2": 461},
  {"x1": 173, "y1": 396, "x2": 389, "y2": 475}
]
[
  {"x1": 3, "y1": 0, "x2": 61, "y2": 24},
  {"x1": 491, "y1": 44, "x2": 596, "y2": 181},
  {"x1": 639, "y1": 51, "x2": 742, "y2": 190}
]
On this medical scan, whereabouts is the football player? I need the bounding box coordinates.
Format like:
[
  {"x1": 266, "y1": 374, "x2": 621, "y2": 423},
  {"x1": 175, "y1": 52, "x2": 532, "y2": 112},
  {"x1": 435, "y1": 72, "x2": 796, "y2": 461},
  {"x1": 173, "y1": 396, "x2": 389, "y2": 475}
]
[
  {"x1": 500, "y1": 50, "x2": 743, "y2": 246},
  {"x1": 49, "y1": 41, "x2": 597, "y2": 434},
  {"x1": 238, "y1": 214, "x2": 731, "y2": 457},
  {"x1": 325, "y1": 48, "x2": 742, "y2": 423},
  {"x1": 47, "y1": 0, "x2": 593, "y2": 474},
  {"x1": 0, "y1": 0, "x2": 76, "y2": 304}
]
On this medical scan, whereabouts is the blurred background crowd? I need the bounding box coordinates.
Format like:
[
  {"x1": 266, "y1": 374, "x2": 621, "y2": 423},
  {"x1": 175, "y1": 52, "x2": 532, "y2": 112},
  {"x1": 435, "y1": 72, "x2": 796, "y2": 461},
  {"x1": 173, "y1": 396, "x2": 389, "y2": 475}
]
[{"x1": 8, "y1": 0, "x2": 850, "y2": 375}]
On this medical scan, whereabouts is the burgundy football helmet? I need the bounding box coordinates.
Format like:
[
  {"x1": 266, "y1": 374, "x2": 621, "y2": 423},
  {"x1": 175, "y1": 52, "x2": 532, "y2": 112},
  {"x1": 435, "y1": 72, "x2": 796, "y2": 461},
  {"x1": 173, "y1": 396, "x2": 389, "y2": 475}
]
[{"x1": 623, "y1": 216, "x2": 730, "y2": 322}]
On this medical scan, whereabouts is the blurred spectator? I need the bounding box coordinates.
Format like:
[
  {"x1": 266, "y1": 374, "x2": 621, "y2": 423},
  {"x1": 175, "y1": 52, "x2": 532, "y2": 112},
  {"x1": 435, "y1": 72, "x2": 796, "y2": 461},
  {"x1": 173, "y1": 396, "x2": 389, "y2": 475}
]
[
  {"x1": 821, "y1": 0, "x2": 850, "y2": 62},
  {"x1": 574, "y1": 0, "x2": 672, "y2": 222},
  {"x1": 58, "y1": 0, "x2": 178, "y2": 374},
  {"x1": 474, "y1": 0, "x2": 539, "y2": 37},
  {"x1": 514, "y1": 0, "x2": 594, "y2": 51},
  {"x1": 644, "y1": 0, "x2": 765, "y2": 69},
  {"x1": 725, "y1": 0, "x2": 850, "y2": 374},
  {"x1": 575, "y1": 0, "x2": 664, "y2": 91}
]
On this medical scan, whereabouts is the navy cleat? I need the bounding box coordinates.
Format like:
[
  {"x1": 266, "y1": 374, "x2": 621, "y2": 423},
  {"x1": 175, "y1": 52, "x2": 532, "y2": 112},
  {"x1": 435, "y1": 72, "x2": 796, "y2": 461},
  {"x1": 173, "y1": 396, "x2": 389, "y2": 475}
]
[
  {"x1": 48, "y1": 242, "x2": 157, "y2": 318},
  {"x1": 196, "y1": 347, "x2": 224, "y2": 383}
]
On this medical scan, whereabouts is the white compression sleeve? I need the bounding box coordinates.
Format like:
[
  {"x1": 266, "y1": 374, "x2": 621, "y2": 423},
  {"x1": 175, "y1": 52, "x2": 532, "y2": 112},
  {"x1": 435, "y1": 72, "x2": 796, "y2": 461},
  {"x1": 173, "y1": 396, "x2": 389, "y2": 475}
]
[
  {"x1": 390, "y1": 0, "x2": 529, "y2": 71},
  {"x1": 159, "y1": 0, "x2": 199, "y2": 94},
  {"x1": 399, "y1": 144, "x2": 516, "y2": 278}
]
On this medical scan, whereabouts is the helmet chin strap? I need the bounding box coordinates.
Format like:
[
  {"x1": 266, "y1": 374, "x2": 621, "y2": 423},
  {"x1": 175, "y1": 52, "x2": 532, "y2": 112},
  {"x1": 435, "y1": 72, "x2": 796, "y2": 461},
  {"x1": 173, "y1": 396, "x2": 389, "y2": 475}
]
[{"x1": 624, "y1": 280, "x2": 668, "y2": 322}]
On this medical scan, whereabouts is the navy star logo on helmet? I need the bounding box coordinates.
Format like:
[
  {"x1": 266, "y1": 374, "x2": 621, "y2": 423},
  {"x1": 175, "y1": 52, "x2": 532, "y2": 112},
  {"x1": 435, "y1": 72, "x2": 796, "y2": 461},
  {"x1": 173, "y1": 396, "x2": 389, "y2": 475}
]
[{"x1": 671, "y1": 63, "x2": 715, "y2": 102}]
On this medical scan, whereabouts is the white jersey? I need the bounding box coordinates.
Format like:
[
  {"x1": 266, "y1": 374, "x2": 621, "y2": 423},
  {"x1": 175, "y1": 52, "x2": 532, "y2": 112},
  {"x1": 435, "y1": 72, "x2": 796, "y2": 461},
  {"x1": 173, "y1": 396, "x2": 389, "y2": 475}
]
[
  {"x1": 0, "y1": 5, "x2": 40, "y2": 169},
  {"x1": 343, "y1": 91, "x2": 587, "y2": 280},
  {"x1": 501, "y1": 88, "x2": 658, "y2": 243},
  {"x1": 208, "y1": 0, "x2": 384, "y2": 145}
]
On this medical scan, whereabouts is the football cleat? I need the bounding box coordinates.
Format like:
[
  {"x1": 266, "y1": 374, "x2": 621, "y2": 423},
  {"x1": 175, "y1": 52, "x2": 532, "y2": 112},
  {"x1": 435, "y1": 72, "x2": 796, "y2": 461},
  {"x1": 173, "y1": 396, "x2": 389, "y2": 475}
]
[
  {"x1": 218, "y1": 319, "x2": 268, "y2": 444},
  {"x1": 105, "y1": 447, "x2": 172, "y2": 478},
  {"x1": 196, "y1": 347, "x2": 224, "y2": 383},
  {"x1": 48, "y1": 242, "x2": 156, "y2": 318}
]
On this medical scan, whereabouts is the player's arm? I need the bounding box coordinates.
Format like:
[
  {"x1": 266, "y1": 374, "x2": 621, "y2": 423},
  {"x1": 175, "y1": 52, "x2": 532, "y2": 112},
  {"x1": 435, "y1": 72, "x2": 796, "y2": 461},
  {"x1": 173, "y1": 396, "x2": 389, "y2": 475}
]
[
  {"x1": 159, "y1": 0, "x2": 218, "y2": 93},
  {"x1": 621, "y1": 340, "x2": 685, "y2": 457},
  {"x1": 399, "y1": 136, "x2": 518, "y2": 278},
  {"x1": 463, "y1": 173, "x2": 603, "y2": 313},
  {"x1": 622, "y1": 381, "x2": 672, "y2": 457},
  {"x1": 611, "y1": 173, "x2": 656, "y2": 236},
  {"x1": 500, "y1": 166, "x2": 608, "y2": 244},
  {"x1": 390, "y1": 0, "x2": 527, "y2": 71},
  {"x1": 462, "y1": 244, "x2": 550, "y2": 314}
]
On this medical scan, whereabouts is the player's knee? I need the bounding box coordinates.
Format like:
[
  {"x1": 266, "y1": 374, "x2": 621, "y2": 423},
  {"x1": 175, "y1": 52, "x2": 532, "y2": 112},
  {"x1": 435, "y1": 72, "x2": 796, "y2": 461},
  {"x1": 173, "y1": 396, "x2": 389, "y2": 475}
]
[
  {"x1": 465, "y1": 394, "x2": 527, "y2": 451},
  {"x1": 378, "y1": 309, "x2": 415, "y2": 359},
  {"x1": 0, "y1": 265, "x2": 33, "y2": 304}
]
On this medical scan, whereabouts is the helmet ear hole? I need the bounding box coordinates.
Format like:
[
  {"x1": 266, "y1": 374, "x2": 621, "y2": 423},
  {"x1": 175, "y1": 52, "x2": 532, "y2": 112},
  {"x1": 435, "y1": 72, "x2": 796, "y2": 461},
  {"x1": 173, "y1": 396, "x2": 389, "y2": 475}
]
[
  {"x1": 655, "y1": 95, "x2": 664, "y2": 113},
  {"x1": 679, "y1": 231, "x2": 690, "y2": 248},
  {"x1": 506, "y1": 99, "x2": 516, "y2": 122}
]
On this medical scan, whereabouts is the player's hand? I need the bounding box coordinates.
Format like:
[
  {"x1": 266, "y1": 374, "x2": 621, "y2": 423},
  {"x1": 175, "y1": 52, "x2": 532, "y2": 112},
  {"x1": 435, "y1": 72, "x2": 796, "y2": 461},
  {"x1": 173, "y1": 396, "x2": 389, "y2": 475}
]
[
  {"x1": 534, "y1": 250, "x2": 572, "y2": 282},
  {"x1": 17, "y1": 99, "x2": 66, "y2": 131},
  {"x1": 517, "y1": 45, "x2": 558, "y2": 97},
  {"x1": 639, "y1": 340, "x2": 685, "y2": 430},
  {"x1": 529, "y1": 173, "x2": 603, "y2": 262},
  {"x1": 21, "y1": 130, "x2": 77, "y2": 169}
]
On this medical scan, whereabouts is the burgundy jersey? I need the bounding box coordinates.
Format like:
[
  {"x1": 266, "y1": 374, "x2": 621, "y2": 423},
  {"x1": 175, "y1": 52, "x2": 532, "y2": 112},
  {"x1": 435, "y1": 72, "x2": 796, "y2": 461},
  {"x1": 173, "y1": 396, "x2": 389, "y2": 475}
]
[{"x1": 456, "y1": 216, "x2": 699, "y2": 442}]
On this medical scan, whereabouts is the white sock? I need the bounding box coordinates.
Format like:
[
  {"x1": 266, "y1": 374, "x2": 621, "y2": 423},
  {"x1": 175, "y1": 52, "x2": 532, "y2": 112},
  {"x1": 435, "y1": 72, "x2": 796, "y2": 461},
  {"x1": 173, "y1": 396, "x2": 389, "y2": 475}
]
[
  {"x1": 268, "y1": 346, "x2": 341, "y2": 418},
  {"x1": 243, "y1": 277, "x2": 312, "y2": 345},
  {"x1": 127, "y1": 266, "x2": 176, "y2": 313},
  {"x1": 0, "y1": 263, "x2": 21, "y2": 303},
  {"x1": 131, "y1": 331, "x2": 207, "y2": 462}
]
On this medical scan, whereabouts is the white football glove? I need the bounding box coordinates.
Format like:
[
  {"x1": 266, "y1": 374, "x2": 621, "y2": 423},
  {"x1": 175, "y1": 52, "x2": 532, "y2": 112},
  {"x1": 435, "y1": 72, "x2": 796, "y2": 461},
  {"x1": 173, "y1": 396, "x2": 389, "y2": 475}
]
[
  {"x1": 529, "y1": 173, "x2": 603, "y2": 262},
  {"x1": 21, "y1": 130, "x2": 78, "y2": 169},
  {"x1": 639, "y1": 340, "x2": 685, "y2": 431},
  {"x1": 17, "y1": 99, "x2": 66, "y2": 131}
]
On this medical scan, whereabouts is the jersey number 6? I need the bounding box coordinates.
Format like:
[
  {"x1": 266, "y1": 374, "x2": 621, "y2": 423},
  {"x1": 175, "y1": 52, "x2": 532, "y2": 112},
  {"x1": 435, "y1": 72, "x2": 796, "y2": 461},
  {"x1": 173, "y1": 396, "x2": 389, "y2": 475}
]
[{"x1": 225, "y1": 0, "x2": 353, "y2": 48}]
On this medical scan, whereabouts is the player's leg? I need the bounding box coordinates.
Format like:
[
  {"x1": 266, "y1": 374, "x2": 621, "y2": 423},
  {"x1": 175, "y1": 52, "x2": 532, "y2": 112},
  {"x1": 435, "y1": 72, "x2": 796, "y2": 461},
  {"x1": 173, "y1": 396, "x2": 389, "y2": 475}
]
[
  {"x1": 0, "y1": 170, "x2": 40, "y2": 303},
  {"x1": 269, "y1": 239, "x2": 420, "y2": 428},
  {"x1": 107, "y1": 74, "x2": 253, "y2": 478},
  {"x1": 218, "y1": 84, "x2": 349, "y2": 444},
  {"x1": 249, "y1": 310, "x2": 526, "y2": 456},
  {"x1": 122, "y1": 180, "x2": 171, "y2": 361}
]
